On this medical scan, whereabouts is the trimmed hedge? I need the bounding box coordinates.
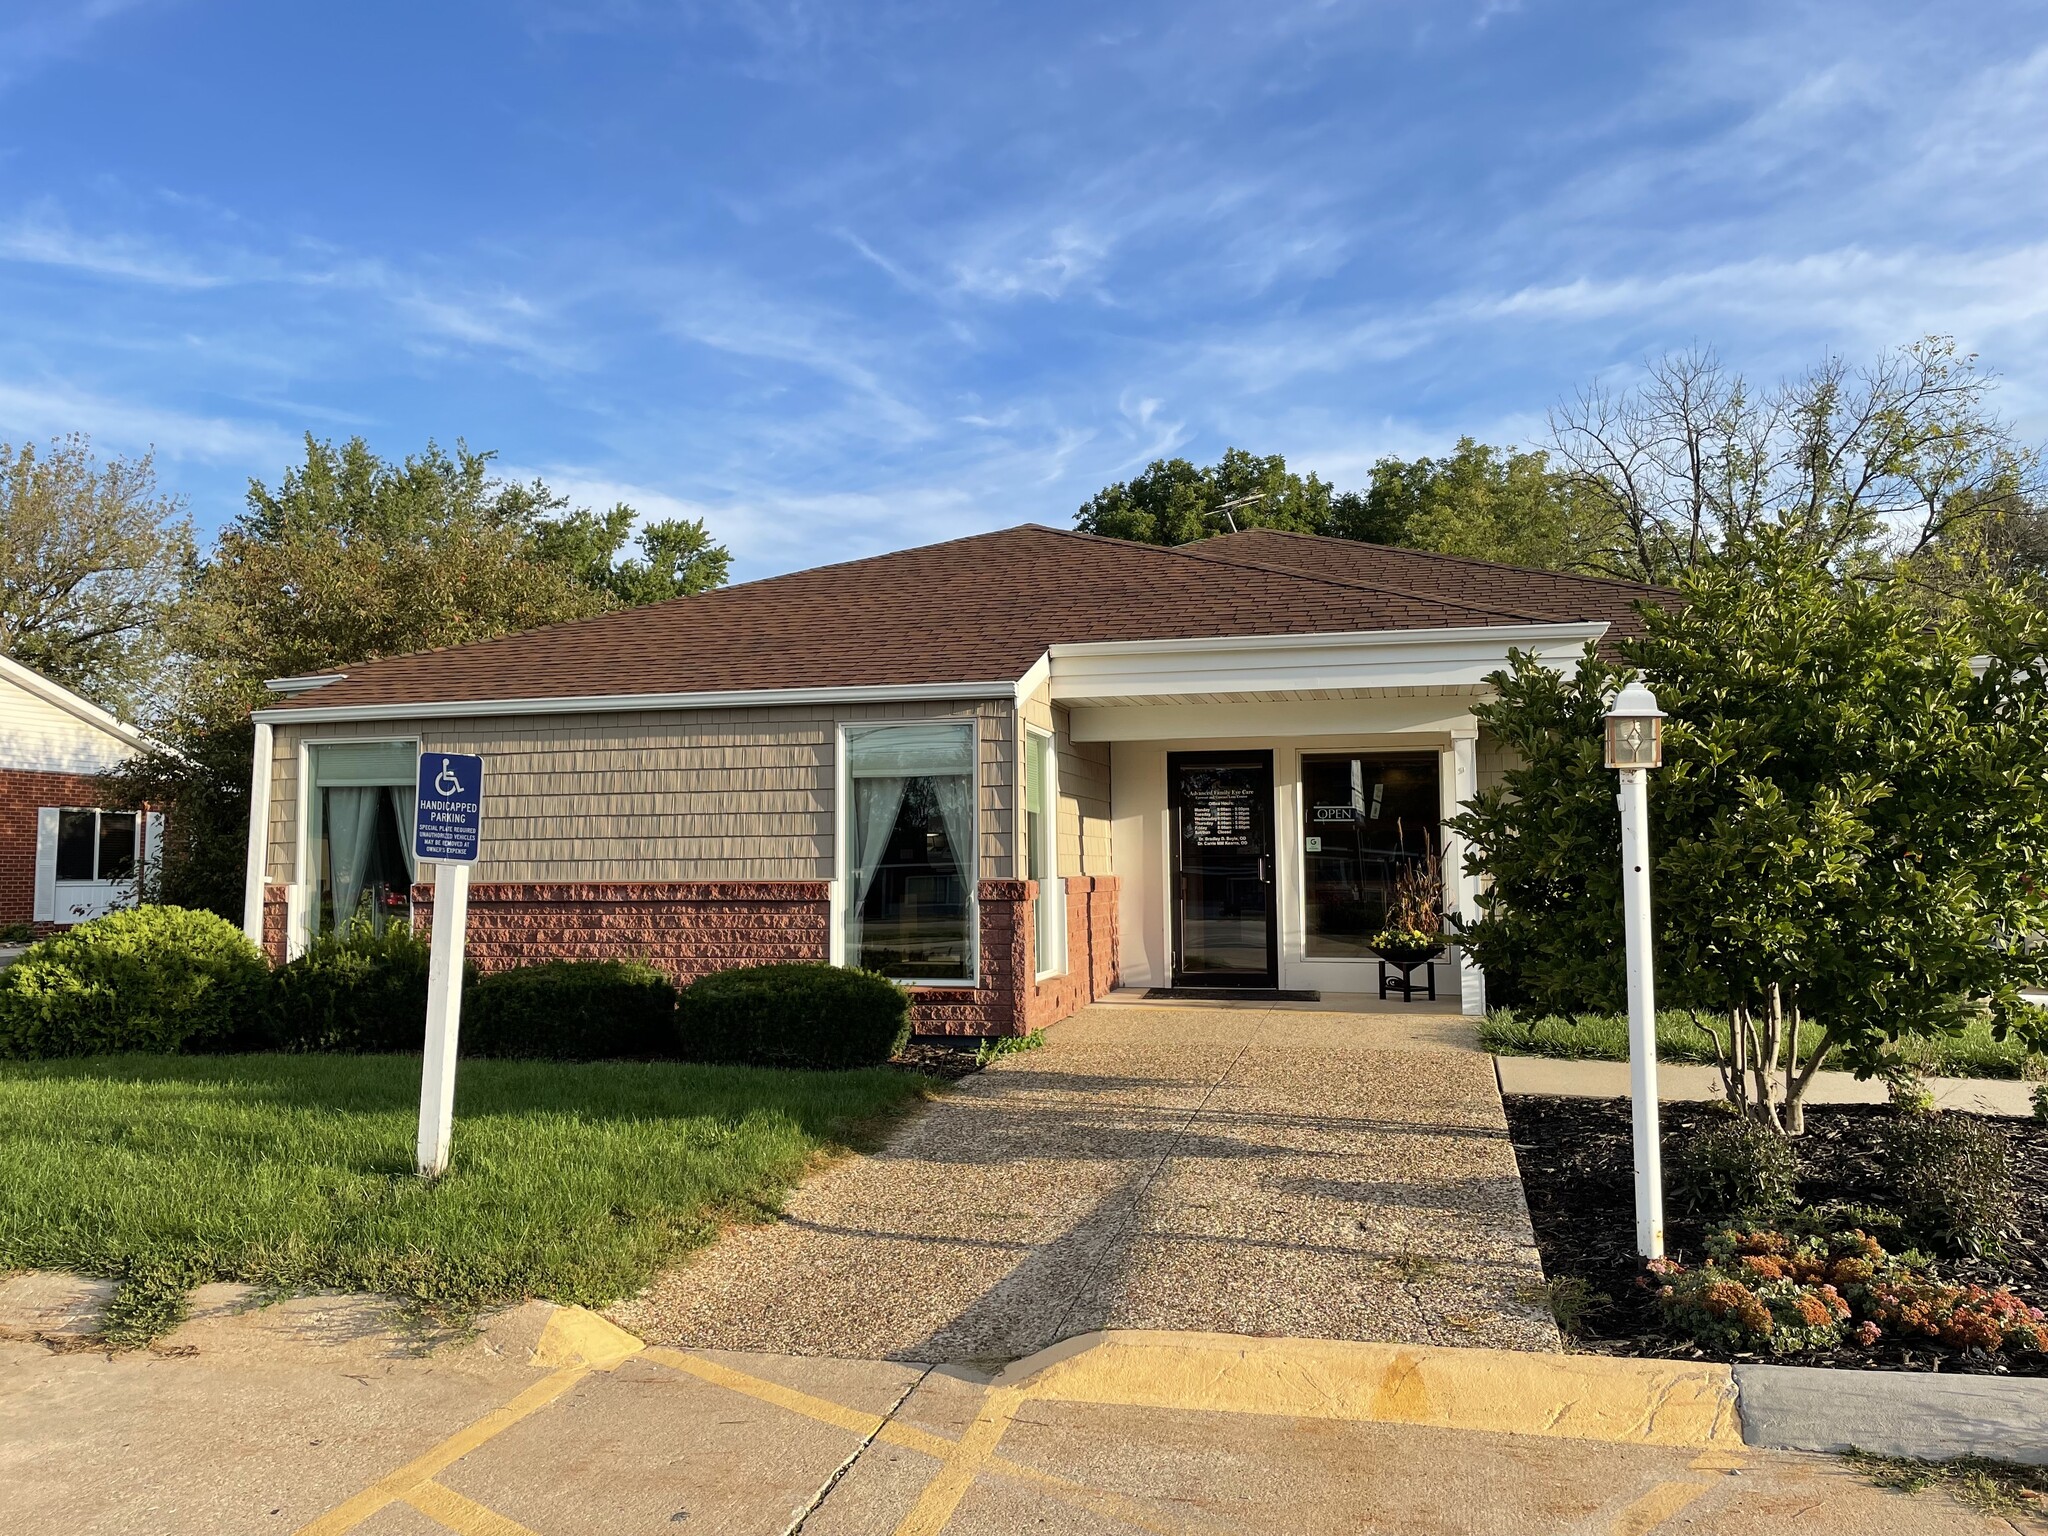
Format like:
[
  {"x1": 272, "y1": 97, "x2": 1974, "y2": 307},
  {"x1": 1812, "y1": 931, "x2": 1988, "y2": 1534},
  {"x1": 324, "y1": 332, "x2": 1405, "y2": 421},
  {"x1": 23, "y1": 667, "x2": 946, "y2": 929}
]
[
  {"x1": 464, "y1": 960, "x2": 677, "y2": 1060},
  {"x1": 0, "y1": 906, "x2": 269, "y2": 1058},
  {"x1": 268, "y1": 923, "x2": 448, "y2": 1054},
  {"x1": 677, "y1": 963, "x2": 910, "y2": 1069}
]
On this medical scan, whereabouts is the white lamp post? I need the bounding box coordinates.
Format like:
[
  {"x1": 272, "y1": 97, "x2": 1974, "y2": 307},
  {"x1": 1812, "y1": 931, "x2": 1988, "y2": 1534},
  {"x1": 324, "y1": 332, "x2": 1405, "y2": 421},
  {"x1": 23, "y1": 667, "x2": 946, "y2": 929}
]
[{"x1": 1605, "y1": 681, "x2": 1666, "y2": 1262}]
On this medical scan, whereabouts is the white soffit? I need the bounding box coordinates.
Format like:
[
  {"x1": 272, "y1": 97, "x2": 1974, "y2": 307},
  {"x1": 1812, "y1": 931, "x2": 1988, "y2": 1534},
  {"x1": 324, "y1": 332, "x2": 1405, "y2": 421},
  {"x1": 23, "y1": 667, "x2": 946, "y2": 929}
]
[{"x1": 1047, "y1": 622, "x2": 1608, "y2": 706}]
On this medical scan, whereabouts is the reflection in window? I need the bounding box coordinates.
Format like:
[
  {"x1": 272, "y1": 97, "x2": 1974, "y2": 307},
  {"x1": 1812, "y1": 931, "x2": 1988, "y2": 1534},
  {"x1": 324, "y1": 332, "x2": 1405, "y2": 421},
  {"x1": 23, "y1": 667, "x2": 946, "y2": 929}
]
[
  {"x1": 309, "y1": 742, "x2": 418, "y2": 937},
  {"x1": 1300, "y1": 754, "x2": 1441, "y2": 958},
  {"x1": 54, "y1": 810, "x2": 138, "y2": 883},
  {"x1": 1026, "y1": 729, "x2": 1066, "y2": 977},
  {"x1": 845, "y1": 722, "x2": 977, "y2": 982}
]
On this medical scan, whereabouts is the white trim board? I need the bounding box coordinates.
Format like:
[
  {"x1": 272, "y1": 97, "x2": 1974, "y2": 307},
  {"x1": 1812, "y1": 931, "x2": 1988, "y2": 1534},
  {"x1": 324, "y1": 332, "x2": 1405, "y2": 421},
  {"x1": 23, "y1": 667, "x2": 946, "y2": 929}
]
[
  {"x1": 1049, "y1": 622, "x2": 1606, "y2": 704},
  {"x1": 1070, "y1": 697, "x2": 1481, "y2": 743}
]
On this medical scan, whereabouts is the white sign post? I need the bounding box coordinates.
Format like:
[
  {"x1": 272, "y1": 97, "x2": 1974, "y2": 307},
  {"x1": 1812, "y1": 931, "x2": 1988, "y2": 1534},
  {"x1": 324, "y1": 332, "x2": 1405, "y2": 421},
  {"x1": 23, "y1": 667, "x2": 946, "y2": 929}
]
[
  {"x1": 1605, "y1": 683, "x2": 1666, "y2": 1262},
  {"x1": 413, "y1": 752, "x2": 484, "y2": 1178}
]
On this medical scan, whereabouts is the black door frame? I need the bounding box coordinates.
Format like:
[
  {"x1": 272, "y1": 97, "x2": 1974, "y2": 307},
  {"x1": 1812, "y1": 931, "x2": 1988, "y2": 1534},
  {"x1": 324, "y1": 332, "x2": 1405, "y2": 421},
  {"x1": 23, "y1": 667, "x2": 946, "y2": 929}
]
[{"x1": 1168, "y1": 749, "x2": 1279, "y2": 988}]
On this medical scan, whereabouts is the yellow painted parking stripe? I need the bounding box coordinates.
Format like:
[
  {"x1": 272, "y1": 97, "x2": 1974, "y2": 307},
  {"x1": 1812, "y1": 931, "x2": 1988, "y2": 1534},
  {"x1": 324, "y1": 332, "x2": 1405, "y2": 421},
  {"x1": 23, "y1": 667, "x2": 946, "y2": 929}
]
[
  {"x1": 1609, "y1": 1479, "x2": 1712, "y2": 1535},
  {"x1": 404, "y1": 1480, "x2": 542, "y2": 1536},
  {"x1": 640, "y1": 1346, "x2": 891, "y2": 1439},
  {"x1": 891, "y1": 1386, "x2": 1026, "y2": 1536},
  {"x1": 294, "y1": 1366, "x2": 588, "y2": 1536}
]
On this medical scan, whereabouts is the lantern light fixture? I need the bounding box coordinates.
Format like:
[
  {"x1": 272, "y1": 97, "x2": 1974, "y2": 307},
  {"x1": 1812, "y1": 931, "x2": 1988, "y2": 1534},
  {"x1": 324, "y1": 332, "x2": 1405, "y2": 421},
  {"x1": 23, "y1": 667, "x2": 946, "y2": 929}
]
[{"x1": 1604, "y1": 681, "x2": 1666, "y2": 771}]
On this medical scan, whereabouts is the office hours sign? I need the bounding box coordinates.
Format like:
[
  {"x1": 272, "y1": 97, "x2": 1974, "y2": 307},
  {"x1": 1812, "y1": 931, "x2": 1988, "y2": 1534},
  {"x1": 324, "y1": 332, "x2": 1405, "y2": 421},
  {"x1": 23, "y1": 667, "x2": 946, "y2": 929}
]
[{"x1": 414, "y1": 752, "x2": 485, "y2": 864}]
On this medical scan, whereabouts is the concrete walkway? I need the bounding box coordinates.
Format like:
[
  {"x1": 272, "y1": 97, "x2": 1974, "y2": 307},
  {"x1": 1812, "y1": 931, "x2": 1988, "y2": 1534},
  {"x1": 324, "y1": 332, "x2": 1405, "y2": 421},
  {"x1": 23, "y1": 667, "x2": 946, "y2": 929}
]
[{"x1": 612, "y1": 997, "x2": 1559, "y2": 1363}]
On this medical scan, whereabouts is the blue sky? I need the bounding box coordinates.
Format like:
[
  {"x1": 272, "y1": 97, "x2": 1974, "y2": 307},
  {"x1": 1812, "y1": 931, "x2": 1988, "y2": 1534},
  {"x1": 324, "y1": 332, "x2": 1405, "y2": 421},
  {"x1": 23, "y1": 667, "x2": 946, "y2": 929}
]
[{"x1": 2, "y1": 0, "x2": 2045, "y2": 581}]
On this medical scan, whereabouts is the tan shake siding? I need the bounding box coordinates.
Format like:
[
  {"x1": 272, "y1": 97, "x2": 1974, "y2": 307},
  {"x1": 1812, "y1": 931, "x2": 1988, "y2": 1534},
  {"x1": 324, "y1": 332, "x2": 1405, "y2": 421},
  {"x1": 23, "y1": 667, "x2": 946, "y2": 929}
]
[
  {"x1": 1018, "y1": 684, "x2": 1111, "y2": 879},
  {"x1": 265, "y1": 697, "x2": 1014, "y2": 887},
  {"x1": 1475, "y1": 727, "x2": 1519, "y2": 798}
]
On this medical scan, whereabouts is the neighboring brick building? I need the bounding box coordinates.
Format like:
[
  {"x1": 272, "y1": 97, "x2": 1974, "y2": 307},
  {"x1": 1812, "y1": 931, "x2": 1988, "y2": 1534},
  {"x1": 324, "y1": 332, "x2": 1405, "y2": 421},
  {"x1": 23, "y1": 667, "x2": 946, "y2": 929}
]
[
  {"x1": 0, "y1": 655, "x2": 160, "y2": 936},
  {"x1": 247, "y1": 526, "x2": 1664, "y2": 1033}
]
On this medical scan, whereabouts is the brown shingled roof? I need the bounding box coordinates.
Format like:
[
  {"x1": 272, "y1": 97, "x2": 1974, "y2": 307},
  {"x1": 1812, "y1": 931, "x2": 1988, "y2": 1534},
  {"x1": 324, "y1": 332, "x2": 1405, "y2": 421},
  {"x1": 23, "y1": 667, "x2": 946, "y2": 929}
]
[{"x1": 264, "y1": 524, "x2": 1663, "y2": 713}]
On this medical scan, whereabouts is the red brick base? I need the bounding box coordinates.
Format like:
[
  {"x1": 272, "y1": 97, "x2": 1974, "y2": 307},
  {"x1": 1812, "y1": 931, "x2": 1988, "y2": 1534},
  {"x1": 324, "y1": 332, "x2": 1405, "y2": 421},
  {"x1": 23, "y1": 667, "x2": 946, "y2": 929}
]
[
  {"x1": 0, "y1": 766, "x2": 120, "y2": 934},
  {"x1": 257, "y1": 874, "x2": 1120, "y2": 1037}
]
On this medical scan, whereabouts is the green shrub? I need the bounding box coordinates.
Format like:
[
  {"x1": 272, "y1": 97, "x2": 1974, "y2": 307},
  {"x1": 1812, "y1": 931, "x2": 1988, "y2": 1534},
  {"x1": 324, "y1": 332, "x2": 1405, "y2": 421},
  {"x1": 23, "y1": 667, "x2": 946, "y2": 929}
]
[
  {"x1": 0, "y1": 906, "x2": 269, "y2": 1058},
  {"x1": 0, "y1": 921, "x2": 34, "y2": 945},
  {"x1": 677, "y1": 963, "x2": 910, "y2": 1069},
  {"x1": 1668, "y1": 1113, "x2": 1798, "y2": 1219},
  {"x1": 1880, "y1": 1112, "x2": 2016, "y2": 1258},
  {"x1": 464, "y1": 960, "x2": 678, "y2": 1060},
  {"x1": 269, "y1": 923, "x2": 448, "y2": 1053}
]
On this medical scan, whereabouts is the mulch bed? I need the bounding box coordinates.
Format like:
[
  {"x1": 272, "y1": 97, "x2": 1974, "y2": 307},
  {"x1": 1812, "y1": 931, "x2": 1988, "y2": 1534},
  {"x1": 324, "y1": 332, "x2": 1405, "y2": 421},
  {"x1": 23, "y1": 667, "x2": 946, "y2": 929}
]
[
  {"x1": 889, "y1": 1039, "x2": 985, "y2": 1082},
  {"x1": 1506, "y1": 1095, "x2": 2048, "y2": 1375}
]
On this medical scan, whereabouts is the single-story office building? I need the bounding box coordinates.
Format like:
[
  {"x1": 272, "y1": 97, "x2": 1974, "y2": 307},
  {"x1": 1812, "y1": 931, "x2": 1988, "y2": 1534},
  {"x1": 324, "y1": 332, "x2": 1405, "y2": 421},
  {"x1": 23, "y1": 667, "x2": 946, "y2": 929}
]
[{"x1": 242, "y1": 526, "x2": 1658, "y2": 1034}]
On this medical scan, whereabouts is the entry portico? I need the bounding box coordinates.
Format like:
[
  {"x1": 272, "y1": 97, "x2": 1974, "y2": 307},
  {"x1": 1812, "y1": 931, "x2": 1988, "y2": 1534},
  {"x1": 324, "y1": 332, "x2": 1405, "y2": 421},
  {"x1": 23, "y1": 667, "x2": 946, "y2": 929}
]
[{"x1": 244, "y1": 524, "x2": 1661, "y2": 1033}]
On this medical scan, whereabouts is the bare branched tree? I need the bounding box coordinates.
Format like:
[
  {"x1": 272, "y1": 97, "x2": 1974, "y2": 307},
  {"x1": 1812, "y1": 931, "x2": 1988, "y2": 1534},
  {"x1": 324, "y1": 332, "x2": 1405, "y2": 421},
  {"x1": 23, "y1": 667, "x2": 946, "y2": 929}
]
[{"x1": 1546, "y1": 337, "x2": 2042, "y2": 582}]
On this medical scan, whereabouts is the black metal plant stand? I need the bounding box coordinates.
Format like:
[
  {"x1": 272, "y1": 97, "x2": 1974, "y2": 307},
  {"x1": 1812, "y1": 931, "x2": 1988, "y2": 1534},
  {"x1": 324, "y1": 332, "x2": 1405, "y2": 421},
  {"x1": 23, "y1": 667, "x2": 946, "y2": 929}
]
[{"x1": 1377, "y1": 954, "x2": 1441, "y2": 1002}]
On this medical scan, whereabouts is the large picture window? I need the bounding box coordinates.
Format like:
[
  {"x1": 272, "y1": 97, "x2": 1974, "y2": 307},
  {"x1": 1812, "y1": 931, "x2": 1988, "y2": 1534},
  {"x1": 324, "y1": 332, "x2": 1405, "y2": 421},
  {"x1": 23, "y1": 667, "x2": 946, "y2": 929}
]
[
  {"x1": 843, "y1": 722, "x2": 977, "y2": 982},
  {"x1": 308, "y1": 741, "x2": 418, "y2": 938},
  {"x1": 1026, "y1": 728, "x2": 1066, "y2": 977},
  {"x1": 1300, "y1": 753, "x2": 1440, "y2": 958}
]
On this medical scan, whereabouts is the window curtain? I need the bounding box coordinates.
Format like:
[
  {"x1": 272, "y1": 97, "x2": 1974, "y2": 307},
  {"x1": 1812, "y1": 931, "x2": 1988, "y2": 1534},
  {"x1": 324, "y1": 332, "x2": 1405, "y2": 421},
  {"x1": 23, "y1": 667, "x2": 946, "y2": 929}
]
[
  {"x1": 391, "y1": 786, "x2": 417, "y2": 882},
  {"x1": 848, "y1": 776, "x2": 908, "y2": 960},
  {"x1": 930, "y1": 773, "x2": 976, "y2": 890},
  {"x1": 325, "y1": 787, "x2": 381, "y2": 933}
]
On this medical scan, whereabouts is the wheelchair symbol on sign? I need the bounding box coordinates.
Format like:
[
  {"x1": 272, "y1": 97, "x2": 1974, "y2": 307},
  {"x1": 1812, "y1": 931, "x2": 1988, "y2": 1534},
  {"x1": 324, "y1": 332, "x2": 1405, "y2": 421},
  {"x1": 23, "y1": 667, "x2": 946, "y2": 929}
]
[{"x1": 434, "y1": 759, "x2": 465, "y2": 797}]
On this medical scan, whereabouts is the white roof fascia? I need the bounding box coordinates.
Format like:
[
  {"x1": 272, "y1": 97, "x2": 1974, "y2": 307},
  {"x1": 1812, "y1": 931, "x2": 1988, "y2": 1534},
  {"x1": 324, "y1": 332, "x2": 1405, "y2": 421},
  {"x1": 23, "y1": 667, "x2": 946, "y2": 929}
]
[
  {"x1": 1046, "y1": 621, "x2": 1609, "y2": 703},
  {"x1": 264, "y1": 673, "x2": 349, "y2": 696},
  {"x1": 252, "y1": 677, "x2": 1026, "y2": 726},
  {"x1": 1011, "y1": 650, "x2": 1052, "y2": 706},
  {"x1": 0, "y1": 652, "x2": 160, "y2": 756}
]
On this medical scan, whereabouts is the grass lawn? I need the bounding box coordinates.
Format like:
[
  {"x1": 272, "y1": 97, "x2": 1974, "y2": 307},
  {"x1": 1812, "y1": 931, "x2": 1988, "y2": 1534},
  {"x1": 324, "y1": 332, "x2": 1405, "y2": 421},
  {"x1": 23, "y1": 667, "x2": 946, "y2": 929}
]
[
  {"x1": 1481, "y1": 1008, "x2": 2048, "y2": 1081},
  {"x1": 0, "y1": 1053, "x2": 934, "y2": 1345}
]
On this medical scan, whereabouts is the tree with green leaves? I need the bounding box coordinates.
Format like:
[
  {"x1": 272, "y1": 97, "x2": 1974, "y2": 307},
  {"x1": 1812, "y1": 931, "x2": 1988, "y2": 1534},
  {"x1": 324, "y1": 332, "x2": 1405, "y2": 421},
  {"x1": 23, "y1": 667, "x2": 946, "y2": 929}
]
[
  {"x1": 1453, "y1": 528, "x2": 2048, "y2": 1131},
  {"x1": 0, "y1": 434, "x2": 194, "y2": 715},
  {"x1": 107, "y1": 435, "x2": 731, "y2": 915},
  {"x1": 1342, "y1": 437, "x2": 1621, "y2": 571},
  {"x1": 1074, "y1": 448, "x2": 1336, "y2": 545}
]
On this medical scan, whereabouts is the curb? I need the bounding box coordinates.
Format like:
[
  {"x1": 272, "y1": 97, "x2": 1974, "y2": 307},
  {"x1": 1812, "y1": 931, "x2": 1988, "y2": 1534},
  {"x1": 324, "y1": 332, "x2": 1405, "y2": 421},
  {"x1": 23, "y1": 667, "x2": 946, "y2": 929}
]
[{"x1": 1734, "y1": 1363, "x2": 2048, "y2": 1466}]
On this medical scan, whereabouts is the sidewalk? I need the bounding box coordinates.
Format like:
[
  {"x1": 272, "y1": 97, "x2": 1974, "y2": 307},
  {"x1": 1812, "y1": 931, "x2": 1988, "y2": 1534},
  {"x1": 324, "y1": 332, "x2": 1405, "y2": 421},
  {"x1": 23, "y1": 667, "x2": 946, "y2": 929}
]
[{"x1": 0, "y1": 1293, "x2": 2024, "y2": 1535}]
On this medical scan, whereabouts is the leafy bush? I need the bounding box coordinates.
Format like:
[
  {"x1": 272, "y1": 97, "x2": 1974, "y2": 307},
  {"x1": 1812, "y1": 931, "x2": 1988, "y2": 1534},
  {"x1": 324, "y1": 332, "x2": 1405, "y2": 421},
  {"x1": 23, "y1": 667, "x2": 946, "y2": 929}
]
[
  {"x1": 1668, "y1": 1113, "x2": 1798, "y2": 1219},
  {"x1": 0, "y1": 921, "x2": 34, "y2": 945},
  {"x1": 464, "y1": 960, "x2": 678, "y2": 1060},
  {"x1": 677, "y1": 963, "x2": 910, "y2": 1069},
  {"x1": 1880, "y1": 1112, "x2": 2016, "y2": 1258},
  {"x1": 269, "y1": 923, "x2": 446, "y2": 1053},
  {"x1": 1650, "y1": 1225, "x2": 2048, "y2": 1358},
  {"x1": 0, "y1": 906, "x2": 269, "y2": 1057}
]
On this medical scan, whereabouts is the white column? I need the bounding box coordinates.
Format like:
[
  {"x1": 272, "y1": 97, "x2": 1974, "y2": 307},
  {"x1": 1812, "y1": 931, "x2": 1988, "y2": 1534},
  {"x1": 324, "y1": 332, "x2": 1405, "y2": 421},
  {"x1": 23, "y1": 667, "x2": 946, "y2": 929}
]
[
  {"x1": 417, "y1": 863, "x2": 471, "y2": 1177},
  {"x1": 241, "y1": 721, "x2": 274, "y2": 948},
  {"x1": 1443, "y1": 731, "x2": 1487, "y2": 1017},
  {"x1": 1617, "y1": 767, "x2": 1664, "y2": 1260}
]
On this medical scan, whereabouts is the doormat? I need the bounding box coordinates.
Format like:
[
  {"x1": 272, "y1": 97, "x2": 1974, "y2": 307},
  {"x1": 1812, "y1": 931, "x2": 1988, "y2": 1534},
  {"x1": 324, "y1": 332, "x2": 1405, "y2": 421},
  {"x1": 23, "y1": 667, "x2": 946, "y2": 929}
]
[{"x1": 1142, "y1": 987, "x2": 1322, "y2": 1002}]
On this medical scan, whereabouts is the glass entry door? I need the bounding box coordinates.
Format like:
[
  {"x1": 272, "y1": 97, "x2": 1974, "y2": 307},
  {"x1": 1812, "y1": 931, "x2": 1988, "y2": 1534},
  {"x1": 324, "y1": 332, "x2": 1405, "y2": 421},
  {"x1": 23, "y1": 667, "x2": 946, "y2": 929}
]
[{"x1": 1169, "y1": 751, "x2": 1277, "y2": 987}]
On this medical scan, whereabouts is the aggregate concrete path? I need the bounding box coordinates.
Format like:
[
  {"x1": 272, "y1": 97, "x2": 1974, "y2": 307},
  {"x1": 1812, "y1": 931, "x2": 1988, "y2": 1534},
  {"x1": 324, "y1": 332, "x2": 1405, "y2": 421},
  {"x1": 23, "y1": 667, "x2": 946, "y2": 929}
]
[
  {"x1": 1496, "y1": 1054, "x2": 2044, "y2": 1117},
  {"x1": 0, "y1": 1298, "x2": 2018, "y2": 1536},
  {"x1": 612, "y1": 997, "x2": 1561, "y2": 1363}
]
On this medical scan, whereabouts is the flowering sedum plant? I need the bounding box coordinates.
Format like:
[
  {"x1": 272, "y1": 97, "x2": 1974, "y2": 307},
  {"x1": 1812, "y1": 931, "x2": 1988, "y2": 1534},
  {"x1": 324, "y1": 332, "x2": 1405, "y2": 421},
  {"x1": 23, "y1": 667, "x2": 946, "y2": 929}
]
[{"x1": 1648, "y1": 1225, "x2": 2048, "y2": 1358}]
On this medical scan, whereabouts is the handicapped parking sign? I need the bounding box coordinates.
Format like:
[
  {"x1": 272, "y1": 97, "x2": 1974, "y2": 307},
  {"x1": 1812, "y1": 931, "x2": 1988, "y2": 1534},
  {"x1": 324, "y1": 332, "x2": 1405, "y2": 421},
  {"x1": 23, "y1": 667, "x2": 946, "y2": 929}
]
[{"x1": 414, "y1": 752, "x2": 484, "y2": 864}]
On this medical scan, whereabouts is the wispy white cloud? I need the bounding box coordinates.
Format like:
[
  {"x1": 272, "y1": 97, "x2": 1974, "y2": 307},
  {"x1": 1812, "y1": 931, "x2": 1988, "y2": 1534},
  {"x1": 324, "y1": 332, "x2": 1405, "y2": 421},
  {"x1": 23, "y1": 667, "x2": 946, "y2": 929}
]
[{"x1": 0, "y1": 377, "x2": 298, "y2": 464}]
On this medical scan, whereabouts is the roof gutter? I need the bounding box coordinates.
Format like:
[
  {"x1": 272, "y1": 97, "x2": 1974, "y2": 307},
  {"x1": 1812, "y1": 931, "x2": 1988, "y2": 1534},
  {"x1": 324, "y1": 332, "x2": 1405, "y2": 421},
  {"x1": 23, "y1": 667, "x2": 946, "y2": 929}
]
[{"x1": 251, "y1": 677, "x2": 1027, "y2": 726}]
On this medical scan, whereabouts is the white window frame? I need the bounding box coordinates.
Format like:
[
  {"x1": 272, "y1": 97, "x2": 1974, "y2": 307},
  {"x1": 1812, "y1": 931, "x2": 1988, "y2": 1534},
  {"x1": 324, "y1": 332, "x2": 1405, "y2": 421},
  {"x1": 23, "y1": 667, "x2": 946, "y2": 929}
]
[
  {"x1": 1026, "y1": 726, "x2": 1068, "y2": 981},
  {"x1": 294, "y1": 735, "x2": 422, "y2": 952},
  {"x1": 36, "y1": 807, "x2": 144, "y2": 925},
  {"x1": 834, "y1": 718, "x2": 981, "y2": 988}
]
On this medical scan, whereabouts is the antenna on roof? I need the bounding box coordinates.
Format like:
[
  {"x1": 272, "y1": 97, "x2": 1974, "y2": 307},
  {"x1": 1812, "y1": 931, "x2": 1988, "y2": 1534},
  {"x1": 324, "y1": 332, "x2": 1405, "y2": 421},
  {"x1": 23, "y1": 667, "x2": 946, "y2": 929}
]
[{"x1": 1205, "y1": 492, "x2": 1269, "y2": 534}]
